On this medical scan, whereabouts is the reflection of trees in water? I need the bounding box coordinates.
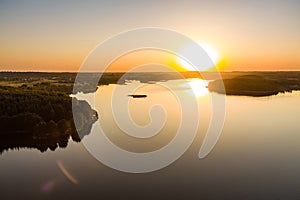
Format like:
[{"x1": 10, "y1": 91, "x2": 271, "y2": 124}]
[
  {"x1": 0, "y1": 120, "x2": 95, "y2": 154},
  {"x1": 0, "y1": 87, "x2": 98, "y2": 154},
  {"x1": 0, "y1": 135, "x2": 69, "y2": 153},
  {"x1": 0, "y1": 103, "x2": 97, "y2": 154}
]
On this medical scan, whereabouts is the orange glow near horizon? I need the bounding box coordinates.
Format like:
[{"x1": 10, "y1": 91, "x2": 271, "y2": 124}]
[
  {"x1": 0, "y1": 31, "x2": 299, "y2": 72},
  {"x1": 1, "y1": 39, "x2": 299, "y2": 72},
  {"x1": 106, "y1": 49, "x2": 193, "y2": 72},
  {"x1": 106, "y1": 43, "x2": 224, "y2": 72}
]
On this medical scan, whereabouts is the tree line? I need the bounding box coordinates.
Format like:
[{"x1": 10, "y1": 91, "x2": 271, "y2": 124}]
[{"x1": 0, "y1": 84, "x2": 98, "y2": 154}]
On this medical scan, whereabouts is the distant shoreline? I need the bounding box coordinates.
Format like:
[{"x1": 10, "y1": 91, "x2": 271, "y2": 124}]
[
  {"x1": 2, "y1": 71, "x2": 300, "y2": 97},
  {"x1": 1, "y1": 70, "x2": 300, "y2": 73}
]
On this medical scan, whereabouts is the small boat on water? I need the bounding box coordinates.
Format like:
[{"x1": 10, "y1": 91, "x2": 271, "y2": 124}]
[
  {"x1": 147, "y1": 81, "x2": 156, "y2": 84},
  {"x1": 128, "y1": 94, "x2": 147, "y2": 98}
]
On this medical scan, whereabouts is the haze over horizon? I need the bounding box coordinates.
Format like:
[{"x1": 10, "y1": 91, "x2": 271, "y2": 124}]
[{"x1": 1, "y1": 0, "x2": 300, "y2": 72}]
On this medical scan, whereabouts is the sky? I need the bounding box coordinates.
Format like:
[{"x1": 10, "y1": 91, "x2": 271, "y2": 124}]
[{"x1": 0, "y1": 0, "x2": 300, "y2": 72}]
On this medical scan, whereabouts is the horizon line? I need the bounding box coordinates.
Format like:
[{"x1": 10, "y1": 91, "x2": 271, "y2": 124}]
[{"x1": 1, "y1": 70, "x2": 300, "y2": 73}]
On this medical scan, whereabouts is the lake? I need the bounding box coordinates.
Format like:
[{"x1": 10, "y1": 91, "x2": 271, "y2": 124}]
[{"x1": 1, "y1": 78, "x2": 300, "y2": 199}]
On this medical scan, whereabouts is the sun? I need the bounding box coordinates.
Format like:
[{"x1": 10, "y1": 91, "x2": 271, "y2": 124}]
[
  {"x1": 176, "y1": 42, "x2": 221, "y2": 71},
  {"x1": 199, "y1": 42, "x2": 220, "y2": 64}
]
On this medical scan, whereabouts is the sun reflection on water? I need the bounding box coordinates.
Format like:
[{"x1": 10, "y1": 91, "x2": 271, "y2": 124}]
[{"x1": 183, "y1": 78, "x2": 209, "y2": 97}]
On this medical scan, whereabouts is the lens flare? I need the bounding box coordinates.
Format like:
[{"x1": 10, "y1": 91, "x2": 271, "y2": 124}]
[{"x1": 57, "y1": 160, "x2": 78, "y2": 185}]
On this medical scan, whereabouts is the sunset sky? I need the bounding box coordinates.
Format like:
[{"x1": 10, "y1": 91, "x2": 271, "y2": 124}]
[{"x1": 0, "y1": 0, "x2": 300, "y2": 72}]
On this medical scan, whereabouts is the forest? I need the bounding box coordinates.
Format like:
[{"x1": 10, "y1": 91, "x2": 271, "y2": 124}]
[{"x1": 0, "y1": 73, "x2": 98, "y2": 154}]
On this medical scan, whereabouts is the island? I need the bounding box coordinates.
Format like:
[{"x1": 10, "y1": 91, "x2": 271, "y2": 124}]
[{"x1": 208, "y1": 72, "x2": 300, "y2": 97}]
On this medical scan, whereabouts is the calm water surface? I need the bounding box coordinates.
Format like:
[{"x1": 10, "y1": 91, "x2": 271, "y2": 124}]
[{"x1": 1, "y1": 79, "x2": 300, "y2": 199}]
